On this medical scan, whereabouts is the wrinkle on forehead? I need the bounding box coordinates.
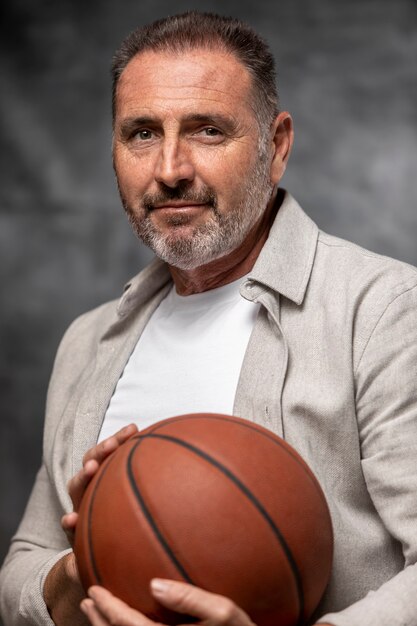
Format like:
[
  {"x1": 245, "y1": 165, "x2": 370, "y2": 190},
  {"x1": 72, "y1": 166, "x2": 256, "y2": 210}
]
[{"x1": 116, "y1": 49, "x2": 255, "y2": 116}]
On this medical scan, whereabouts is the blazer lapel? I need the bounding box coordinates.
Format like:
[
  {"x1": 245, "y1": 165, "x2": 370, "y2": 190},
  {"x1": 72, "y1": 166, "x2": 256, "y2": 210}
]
[
  {"x1": 234, "y1": 286, "x2": 288, "y2": 438},
  {"x1": 71, "y1": 267, "x2": 172, "y2": 474}
]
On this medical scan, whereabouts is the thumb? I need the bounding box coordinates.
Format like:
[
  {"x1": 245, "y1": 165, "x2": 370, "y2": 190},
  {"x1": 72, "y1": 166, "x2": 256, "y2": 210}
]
[{"x1": 150, "y1": 579, "x2": 253, "y2": 626}]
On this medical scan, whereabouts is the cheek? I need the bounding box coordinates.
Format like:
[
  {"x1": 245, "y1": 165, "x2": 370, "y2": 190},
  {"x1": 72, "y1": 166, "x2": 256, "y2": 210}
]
[
  {"x1": 196, "y1": 146, "x2": 255, "y2": 188},
  {"x1": 114, "y1": 152, "x2": 152, "y2": 196}
]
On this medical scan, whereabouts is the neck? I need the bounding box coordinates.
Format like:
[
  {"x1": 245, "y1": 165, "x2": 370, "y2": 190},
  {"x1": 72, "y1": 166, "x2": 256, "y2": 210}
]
[{"x1": 168, "y1": 191, "x2": 281, "y2": 296}]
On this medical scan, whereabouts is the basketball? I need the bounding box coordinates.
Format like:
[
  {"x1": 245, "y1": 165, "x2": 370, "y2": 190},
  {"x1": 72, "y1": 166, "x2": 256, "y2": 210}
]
[{"x1": 74, "y1": 414, "x2": 333, "y2": 626}]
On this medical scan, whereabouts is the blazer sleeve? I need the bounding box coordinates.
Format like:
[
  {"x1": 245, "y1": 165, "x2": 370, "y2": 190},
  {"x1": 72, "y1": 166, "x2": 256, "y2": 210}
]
[
  {"x1": 0, "y1": 462, "x2": 71, "y2": 625},
  {"x1": 0, "y1": 296, "x2": 131, "y2": 626},
  {"x1": 0, "y1": 308, "x2": 99, "y2": 626},
  {"x1": 319, "y1": 282, "x2": 417, "y2": 625}
]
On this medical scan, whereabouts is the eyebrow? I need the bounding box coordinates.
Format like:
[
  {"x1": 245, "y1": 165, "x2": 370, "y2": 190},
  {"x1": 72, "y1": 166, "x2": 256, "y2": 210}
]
[
  {"x1": 119, "y1": 117, "x2": 157, "y2": 137},
  {"x1": 181, "y1": 113, "x2": 239, "y2": 133},
  {"x1": 118, "y1": 112, "x2": 239, "y2": 138}
]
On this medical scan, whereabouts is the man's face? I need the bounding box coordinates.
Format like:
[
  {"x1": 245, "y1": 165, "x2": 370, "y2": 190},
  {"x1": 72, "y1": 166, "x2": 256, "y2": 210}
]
[{"x1": 113, "y1": 48, "x2": 275, "y2": 270}]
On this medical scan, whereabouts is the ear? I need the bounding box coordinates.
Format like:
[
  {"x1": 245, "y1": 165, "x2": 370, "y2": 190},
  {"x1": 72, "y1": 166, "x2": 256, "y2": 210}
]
[{"x1": 269, "y1": 112, "x2": 294, "y2": 185}]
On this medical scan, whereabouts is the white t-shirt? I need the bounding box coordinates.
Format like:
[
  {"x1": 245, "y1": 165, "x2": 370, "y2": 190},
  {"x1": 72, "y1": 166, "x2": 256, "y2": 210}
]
[{"x1": 97, "y1": 277, "x2": 260, "y2": 442}]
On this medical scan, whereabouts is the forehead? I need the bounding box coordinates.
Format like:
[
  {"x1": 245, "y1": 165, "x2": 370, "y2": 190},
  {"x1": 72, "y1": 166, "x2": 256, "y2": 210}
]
[{"x1": 115, "y1": 48, "x2": 256, "y2": 122}]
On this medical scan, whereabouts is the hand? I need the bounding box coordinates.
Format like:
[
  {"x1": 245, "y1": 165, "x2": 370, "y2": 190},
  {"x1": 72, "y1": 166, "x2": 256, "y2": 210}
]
[
  {"x1": 80, "y1": 579, "x2": 256, "y2": 626},
  {"x1": 62, "y1": 423, "x2": 138, "y2": 545},
  {"x1": 80, "y1": 580, "x2": 335, "y2": 626},
  {"x1": 43, "y1": 425, "x2": 138, "y2": 626}
]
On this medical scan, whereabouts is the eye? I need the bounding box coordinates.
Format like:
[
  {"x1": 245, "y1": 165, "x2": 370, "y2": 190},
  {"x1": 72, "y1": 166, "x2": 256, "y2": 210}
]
[
  {"x1": 135, "y1": 129, "x2": 153, "y2": 140},
  {"x1": 193, "y1": 126, "x2": 224, "y2": 144},
  {"x1": 204, "y1": 127, "x2": 221, "y2": 136}
]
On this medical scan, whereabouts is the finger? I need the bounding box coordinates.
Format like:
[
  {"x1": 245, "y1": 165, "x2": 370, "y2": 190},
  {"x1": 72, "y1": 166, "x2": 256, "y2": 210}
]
[
  {"x1": 61, "y1": 511, "x2": 78, "y2": 546},
  {"x1": 62, "y1": 511, "x2": 78, "y2": 532},
  {"x1": 87, "y1": 586, "x2": 151, "y2": 626},
  {"x1": 83, "y1": 424, "x2": 138, "y2": 465},
  {"x1": 150, "y1": 579, "x2": 255, "y2": 626},
  {"x1": 67, "y1": 459, "x2": 99, "y2": 511},
  {"x1": 81, "y1": 598, "x2": 111, "y2": 626},
  {"x1": 67, "y1": 425, "x2": 139, "y2": 519}
]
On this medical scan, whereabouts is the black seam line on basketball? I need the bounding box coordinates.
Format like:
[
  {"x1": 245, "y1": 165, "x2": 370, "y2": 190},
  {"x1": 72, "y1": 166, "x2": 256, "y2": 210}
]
[
  {"x1": 145, "y1": 415, "x2": 328, "y2": 510},
  {"x1": 140, "y1": 432, "x2": 305, "y2": 626},
  {"x1": 87, "y1": 452, "x2": 120, "y2": 586},
  {"x1": 127, "y1": 438, "x2": 195, "y2": 584},
  {"x1": 147, "y1": 416, "x2": 313, "y2": 482}
]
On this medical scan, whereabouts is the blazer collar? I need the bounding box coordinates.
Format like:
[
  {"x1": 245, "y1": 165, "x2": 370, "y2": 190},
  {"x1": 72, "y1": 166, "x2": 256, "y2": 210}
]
[
  {"x1": 243, "y1": 190, "x2": 319, "y2": 305},
  {"x1": 117, "y1": 257, "x2": 171, "y2": 319}
]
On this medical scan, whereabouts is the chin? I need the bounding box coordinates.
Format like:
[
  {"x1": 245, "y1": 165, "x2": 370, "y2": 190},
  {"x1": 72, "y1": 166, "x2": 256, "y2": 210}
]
[
  {"x1": 131, "y1": 210, "x2": 247, "y2": 270},
  {"x1": 150, "y1": 237, "x2": 229, "y2": 270}
]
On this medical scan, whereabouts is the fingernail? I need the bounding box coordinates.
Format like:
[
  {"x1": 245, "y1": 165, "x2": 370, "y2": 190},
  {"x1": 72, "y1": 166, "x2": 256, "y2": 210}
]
[
  {"x1": 151, "y1": 578, "x2": 171, "y2": 594},
  {"x1": 84, "y1": 460, "x2": 96, "y2": 472},
  {"x1": 80, "y1": 599, "x2": 91, "y2": 613}
]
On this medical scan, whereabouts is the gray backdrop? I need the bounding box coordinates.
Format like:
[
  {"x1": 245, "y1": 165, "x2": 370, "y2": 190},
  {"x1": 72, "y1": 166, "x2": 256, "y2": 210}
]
[{"x1": 1, "y1": 0, "x2": 416, "y2": 607}]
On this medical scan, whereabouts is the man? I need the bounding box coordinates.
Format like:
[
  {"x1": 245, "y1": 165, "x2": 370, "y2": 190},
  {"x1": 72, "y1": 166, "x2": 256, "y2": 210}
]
[{"x1": 1, "y1": 11, "x2": 417, "y2": 626}]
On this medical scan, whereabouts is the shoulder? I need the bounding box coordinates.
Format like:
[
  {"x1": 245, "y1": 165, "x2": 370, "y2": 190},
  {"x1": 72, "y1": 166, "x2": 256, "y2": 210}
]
[
  {"x1": 312, "y1": 230, "x2": 417, "y2": 368},
  {"x1": 54, "y1": 258, "x2": 170, "y2": 364},
  {"x1": 49, "y1": 258, "x2": 171, "y2": 385},
  {"x1": 55, "y1": 298, "x2": 119, "y2": 360},
  {"x1": 314, "y1": 229, "x2": 417, "y2": 301},
  {"x1": 44, "y1": 298, "x2": 121, "y2": 423}
]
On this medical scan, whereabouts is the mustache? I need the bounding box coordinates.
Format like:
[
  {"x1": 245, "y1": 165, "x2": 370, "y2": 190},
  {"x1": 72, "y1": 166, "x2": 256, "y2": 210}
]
[{"x1": 142, "y1": 186, "x2": 217, "y2": 211}]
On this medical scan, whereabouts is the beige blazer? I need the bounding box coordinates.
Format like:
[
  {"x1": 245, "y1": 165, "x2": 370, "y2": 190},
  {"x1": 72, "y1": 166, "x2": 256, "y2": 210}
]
[{"x1": 1, "y1": 192, "x2": 417, "y2": 626}]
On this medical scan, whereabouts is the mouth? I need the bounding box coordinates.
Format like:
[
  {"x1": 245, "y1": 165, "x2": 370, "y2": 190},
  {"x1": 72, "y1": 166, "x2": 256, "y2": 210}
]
[
  {"x1": 142, "y1": 187, "x2": 217, "y2": 215},
  {"x1": 149, "y1": 202, "x2": 211, "y2": 222},
  {"x1": 151, "y1": 201, "x2": 208, "y2": 211},
  {"x1": 146, "y1": 202, "x2": 212, "y2": 228}
]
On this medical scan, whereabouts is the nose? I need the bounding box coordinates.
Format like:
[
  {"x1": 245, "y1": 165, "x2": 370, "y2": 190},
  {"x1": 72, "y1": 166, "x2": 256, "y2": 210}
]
[{"x1": 154, "y1": 137, "x2": 195, "y2": 188}]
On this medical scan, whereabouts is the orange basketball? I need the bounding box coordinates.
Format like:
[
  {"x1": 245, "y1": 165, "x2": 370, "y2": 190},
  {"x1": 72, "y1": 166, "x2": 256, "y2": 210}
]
[{"x1": 74, "y1": 414, "x2": 333, "y2": 626}]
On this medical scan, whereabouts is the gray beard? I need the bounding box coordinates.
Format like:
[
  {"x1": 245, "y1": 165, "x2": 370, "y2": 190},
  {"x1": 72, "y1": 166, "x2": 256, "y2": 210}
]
[{"x1": 119, "y1": 152, "x2": 274, "y2": 271}]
